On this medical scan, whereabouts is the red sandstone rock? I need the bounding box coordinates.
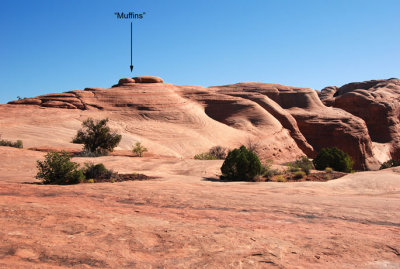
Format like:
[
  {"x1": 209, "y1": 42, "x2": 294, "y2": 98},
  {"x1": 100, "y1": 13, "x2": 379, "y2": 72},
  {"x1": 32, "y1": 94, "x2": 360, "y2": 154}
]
[
  {"x1": 5, "y1": 77, "x2": 399, "y2": 170},
  {"x1": 117, "y1": 82, "x2": 136, "y2": 87},
  {"x1": 0, "y1": 146, "x2": 399, "y2": 268},
  {"x1": 133, "y1": 76, "x2": 164, "y2": 83},
  {"x1": 118, "y1": 78, "x2": 136, "y2": 84},
  {"x1": 8, "y1": 98, "x2": 42, "y2": 105},
  {"x1": 41, "y1": 100, "x2": 77, "y2": 109},
  {"x1": 317, "y1": 86, "x2": 337, "y2": 106},
  {"x1": 210, "y1": 83, "x2": 379, "y2": 170},
  {"x1": 320, "y1": 79, "x2": 400, "y2": 161}
]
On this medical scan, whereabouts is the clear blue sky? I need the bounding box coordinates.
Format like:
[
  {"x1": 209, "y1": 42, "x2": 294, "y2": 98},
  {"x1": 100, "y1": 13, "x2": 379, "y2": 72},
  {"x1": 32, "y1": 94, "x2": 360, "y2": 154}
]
[{"x1": 1, "y1": 0, "x2": 399, "y2": 103}]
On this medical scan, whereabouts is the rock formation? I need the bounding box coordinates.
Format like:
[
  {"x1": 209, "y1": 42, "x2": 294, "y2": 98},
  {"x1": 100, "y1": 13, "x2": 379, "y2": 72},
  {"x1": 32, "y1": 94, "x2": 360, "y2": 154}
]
[
  {"x1": 320, "y1": 79, "x2": 400, "y2": 162},
  {"x1": 5, "y1": 77, "x2": 399, "y2": 170},
  {"x1": 133, "y1": 76, "x2": 164, "y2": 83},
  {"x1": 208, "y1": 83, "x2": 378, "y2": 170},
  {"x1": 112, "y1": 76, "x2": 164, "y2": 88}
]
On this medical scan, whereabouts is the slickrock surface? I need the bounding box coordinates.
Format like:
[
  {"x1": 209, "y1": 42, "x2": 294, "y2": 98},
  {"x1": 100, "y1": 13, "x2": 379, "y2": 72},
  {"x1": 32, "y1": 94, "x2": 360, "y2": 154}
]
[{"x1": 0, "y1": 146, "x2": 399, "y2": 268}]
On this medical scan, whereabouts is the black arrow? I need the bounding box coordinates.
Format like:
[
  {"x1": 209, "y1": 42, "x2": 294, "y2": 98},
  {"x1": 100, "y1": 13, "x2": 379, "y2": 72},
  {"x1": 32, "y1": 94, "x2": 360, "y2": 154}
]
[{"x1": 130, "y1": 22, "x2": 133, "y2": 72}]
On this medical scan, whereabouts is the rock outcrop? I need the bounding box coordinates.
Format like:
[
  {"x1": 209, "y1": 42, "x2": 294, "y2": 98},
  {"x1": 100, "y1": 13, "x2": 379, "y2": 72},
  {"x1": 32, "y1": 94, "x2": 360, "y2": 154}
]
[
  {"x1": 320, "y1": 78, "x2": 400, "y2": 161},
  {"x1": 8, "y1": 92, "x2": 85, "y2": 109},
  {"x1": 6, "y1": 77, "x2": 399, "y2": 170},
  {"x1": 209, "y1": 83, "x2": 378, "y2": 170},
  {"x1": 112, "y1": 76, "x2": 164, "y2": 87},
  {"x1": 133, "y1": 76, "x2": 164, "y2": 83},
  {"x1": 116, "y1": 78, "x2": 136, "y2": 87}
]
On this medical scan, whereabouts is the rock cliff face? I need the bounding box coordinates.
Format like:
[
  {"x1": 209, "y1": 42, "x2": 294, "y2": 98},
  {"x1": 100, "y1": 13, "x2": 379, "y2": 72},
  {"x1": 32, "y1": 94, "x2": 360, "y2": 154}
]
[
  {"x1": 209, "y1": 83, "x2": 378, "y2": 170},
  {"x1": 320, "y1": 79, "x2": 400, "y2": 162},
  {"x1": 5, "y1": 76, "x2": 399, "y2": 170}
]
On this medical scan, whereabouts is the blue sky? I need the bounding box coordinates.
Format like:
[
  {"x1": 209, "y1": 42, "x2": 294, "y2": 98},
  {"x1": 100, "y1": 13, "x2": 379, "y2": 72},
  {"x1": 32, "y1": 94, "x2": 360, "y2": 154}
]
[{"x1": 1, "y1": 0, "x2": 399, "y2": 103}]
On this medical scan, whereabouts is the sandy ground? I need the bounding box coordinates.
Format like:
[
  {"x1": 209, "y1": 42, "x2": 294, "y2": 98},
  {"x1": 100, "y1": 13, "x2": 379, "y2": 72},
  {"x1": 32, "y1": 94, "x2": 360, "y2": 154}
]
[{"x1": 0, "y1": 146, "x2": 399, "y2": 268}]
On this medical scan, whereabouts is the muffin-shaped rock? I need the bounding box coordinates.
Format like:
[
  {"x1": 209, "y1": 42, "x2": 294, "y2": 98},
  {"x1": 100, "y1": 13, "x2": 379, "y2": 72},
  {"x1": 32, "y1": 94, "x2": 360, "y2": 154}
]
[
  {"x1": 133, "y1": 76, "x2": 164, "y2": 83},
  {"x1": 118, "y1": 78, "x2": 136, "y2": 84}
]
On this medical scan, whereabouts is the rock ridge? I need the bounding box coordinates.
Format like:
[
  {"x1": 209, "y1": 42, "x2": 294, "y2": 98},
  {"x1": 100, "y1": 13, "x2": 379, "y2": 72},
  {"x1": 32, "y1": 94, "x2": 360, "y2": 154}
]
[{"x1": 5, "y1": 77, "x2": 399, "y2": 170}]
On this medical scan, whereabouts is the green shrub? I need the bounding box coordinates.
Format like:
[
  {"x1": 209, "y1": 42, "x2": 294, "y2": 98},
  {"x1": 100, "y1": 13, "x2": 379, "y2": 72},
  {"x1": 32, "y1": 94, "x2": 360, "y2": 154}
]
[
  {"x1": 79, "y1": 149, "x2": 104, "y2": 157},
  {"x1": 209, "y1": 146, "x2": 228, "y2": 159},
  {"x1": 313, "y1": 147, "x2": 353, "y2": 173},
  {"x1": 195, "y1": 146, "x2": 228, "y2": 160},
  {"x1": 265, "y1": 168, "x2": 281, "y2": 178},
  {"x1": 287, "y1": 163, "x2": 301, "y2": 173},
  {"x1": 83, "y1": 163, "x2": 113, "y2": 179},
  {"x1": 72, "y1": 118, "x2": 121, "y2": 156},
  {"x1": 287, "y1": 156, "x2": 313, "y2": 174},
  {"x1": 87, "y1": 178, "x2": 95, "y2": 183},
  {"x1": 293, "y1": 171, "x2": 306, "y2": 179},
  {"x1": 276, "y1": 175, "x2": 286, "y2": 182},
  {"x1": 15, "y1": 140, "x2": 23, "y2": 148},
  {"x1": 132, "y1": 142, "x2": 148, "y2": 157},
  {"x1": 293, "y1": 156, "x2": 314, "y2": 175},
  {"x1": 261, "y1": 160, "x2": 281, "y2": 179},
  {"x1": 221, "y1": 145, "x2": 262, "y2": 181},
  {"x1": 194, "y1": 152, "x2": 217, "y2": 160},
  {"x1": 380, "y1": 159, "x2": 400, "y2": 170},
  {"x1": 36, "y1": 151, "x2": 85, "y2": 184},
  {"x1": 325, "y1": 167, "x2": 333, "y2": 173},
  {"x1": 0, "y1": 138, "x2": 23, "y2": 149}
]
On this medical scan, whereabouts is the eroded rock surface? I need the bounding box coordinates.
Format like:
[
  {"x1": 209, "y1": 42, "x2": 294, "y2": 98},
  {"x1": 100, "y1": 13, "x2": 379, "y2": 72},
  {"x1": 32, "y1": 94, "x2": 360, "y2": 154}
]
[
  {"x1": 5, "y1": 77, "x2": 399, "y2": 169},
  {"x1": 210, "y1": 83, "x2": 378, "y2": 170},
  {"x1": 320, "y1": 79, "x2": 400, "y2": 161},
  {"x1": 0, "y1": 147, "x2": 399, "y2": 268},
  {"x1": 133, "y1": 76, "x2": 164, "y2": 83}
]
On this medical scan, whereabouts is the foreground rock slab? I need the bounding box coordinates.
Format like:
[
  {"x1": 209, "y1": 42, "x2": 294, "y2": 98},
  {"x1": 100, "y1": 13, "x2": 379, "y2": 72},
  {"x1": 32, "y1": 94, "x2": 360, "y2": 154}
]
[{"x1": 0, "y1": 147, "x2": 399, "y2": 268}]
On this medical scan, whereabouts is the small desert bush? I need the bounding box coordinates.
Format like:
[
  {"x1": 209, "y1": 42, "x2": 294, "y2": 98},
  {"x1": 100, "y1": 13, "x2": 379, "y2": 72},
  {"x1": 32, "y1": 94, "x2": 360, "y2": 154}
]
[
  {"x1": 313, "y1": 147, "x2": 353, "y2": 173},
  {"x1": 325, "y1": 167, "x2": 333, "y2": 173},
  {"x1": 78, "y1": 149, "x2": 104, "y2": 157},
  {"x1": 194, "y1": 146, "x2": 228, "y2": 160},
  {"x1": 293, "y1": 171, "x2": 306, "y2": 180},
  {"x1": 275, "y1": 175, "x2": 286, "y2": 182},
  {"x1": 265, "y1": 168, "x2": 281, "y2": 178},
  {"x1": 83, "y1": 163, "x2": 113, "y2": 180},
  {"x1": 287, "y1": 156, "x2": 313, "y2": 175},
  {"x1": 245, "y1": 138, "x2": 261, "y2": 155},
  {"x1": 209, "y1": 146, "x2": 228, "y2": 159},
  {"x1": 287, "y1": 163, "x2": 301, "y2": 173},
  {"x1": 379, "y1": 159, "x2": 400, "y2": 170},
  {"x1": 221, "y1": 145, "x2": 262, "y2": 181},
  {"x1": 261, "y1": 160, "x2": 281, "y2": 179},
  {"x1": 194, "y1": 152, "x2": 218, "y2": 160},
  {"x1": 253, "y1": 175, "x2": 265, "y2": 182},
  {"x1": 261, "y1": 160, "x2": 273, "y2": 172},
  {"x1": 0, "y1": 135, "x2": 23, "y2": 149},
  {"x1": 73, "y1": 118, "x2": 121, "y2": 156},
  {"x1": 132, "y1": 142, "x2": 148, "y2": 157},
  {"x1": 36, "y1": 151, "x2": 84, "y2": 185},
  {"x1": 293, "y1": 156, "x2": 314, "y2": 175}
]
